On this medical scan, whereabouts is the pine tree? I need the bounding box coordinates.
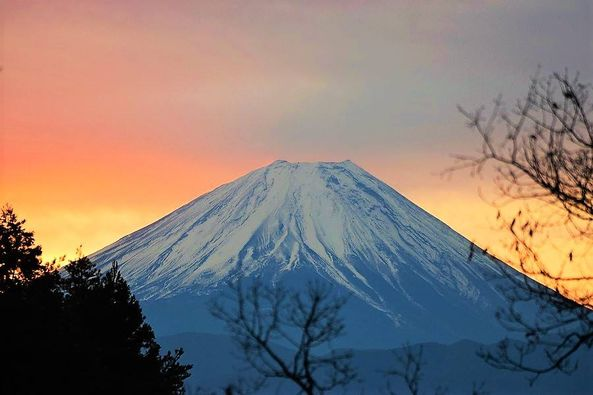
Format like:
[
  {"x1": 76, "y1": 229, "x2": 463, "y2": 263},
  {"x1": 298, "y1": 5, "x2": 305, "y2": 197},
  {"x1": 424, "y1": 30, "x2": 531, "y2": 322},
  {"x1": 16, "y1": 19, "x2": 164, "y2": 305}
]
[
  {"x1": 0, "y1": 206, "x2": 65, "y2": 393},
  {"x1": 62, "y1": 259, "x2": 191, "y2": 394},
  {"x1": 0, "y1": 206, "x2": 192, "y2": 394},
  {"x1": 0, "y1": 205, "x2": 45, "y2": 289}
]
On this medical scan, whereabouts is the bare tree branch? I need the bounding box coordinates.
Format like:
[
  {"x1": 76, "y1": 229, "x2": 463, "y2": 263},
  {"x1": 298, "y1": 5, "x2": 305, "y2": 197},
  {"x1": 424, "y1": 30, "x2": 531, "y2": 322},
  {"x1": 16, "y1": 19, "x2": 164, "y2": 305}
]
[
  {"x1": 210, "y1": 279, "x2": 356, "y2": 395},
  {"x1": 385, "y1": 343, "x2": 424, "y2": 395},
  {"x1": 452, "y1": 69, "x2": 593, "y2": 383}
]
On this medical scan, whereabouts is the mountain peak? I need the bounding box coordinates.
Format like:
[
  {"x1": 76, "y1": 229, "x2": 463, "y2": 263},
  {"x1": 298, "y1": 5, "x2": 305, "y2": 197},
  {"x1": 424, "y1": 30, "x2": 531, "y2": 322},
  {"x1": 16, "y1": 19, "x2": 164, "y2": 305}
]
[
  {"x1": 93, "y1": 159, "x2": 493, "y2": 302},
  {"x1": 253, "y1": 159, "x2": 367, "y2": 189},
  {"x1": 92, "y1": 160, "x2": 512, "y2": 347},
  {"x1": 268, "y1": 159, "x2": 357, "y2": 169}
]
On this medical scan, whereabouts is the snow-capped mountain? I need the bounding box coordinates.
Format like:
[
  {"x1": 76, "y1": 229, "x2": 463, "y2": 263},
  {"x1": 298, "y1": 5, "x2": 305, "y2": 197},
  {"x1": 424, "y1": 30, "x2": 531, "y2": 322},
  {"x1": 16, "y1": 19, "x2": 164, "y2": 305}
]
[{"x1": 92, "y1": 160, "x2": 519, "y2": 348}]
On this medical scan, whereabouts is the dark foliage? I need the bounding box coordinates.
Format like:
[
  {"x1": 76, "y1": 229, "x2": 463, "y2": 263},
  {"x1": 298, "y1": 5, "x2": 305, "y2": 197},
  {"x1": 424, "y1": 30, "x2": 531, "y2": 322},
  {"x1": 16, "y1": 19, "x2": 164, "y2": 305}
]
[
  {"x1": 0, "y1": 206, "x2": 47, "y2": 288},
  {"x1": 452, "y1": 70, "x2": 593, "y2": 383},
  {"x1": 210, "y1": 280, "x2": 355, "y2": 395},
  {"x1": 0, "y1": 206, "x2": 191, "y2": 394}
]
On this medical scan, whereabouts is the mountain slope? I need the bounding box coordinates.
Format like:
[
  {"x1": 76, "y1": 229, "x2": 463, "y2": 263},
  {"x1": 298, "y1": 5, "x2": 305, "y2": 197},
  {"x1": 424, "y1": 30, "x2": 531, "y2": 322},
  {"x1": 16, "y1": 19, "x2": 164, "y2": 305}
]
[{"x1": 92, "y1": 160, "x2": 520, "y2": 347}]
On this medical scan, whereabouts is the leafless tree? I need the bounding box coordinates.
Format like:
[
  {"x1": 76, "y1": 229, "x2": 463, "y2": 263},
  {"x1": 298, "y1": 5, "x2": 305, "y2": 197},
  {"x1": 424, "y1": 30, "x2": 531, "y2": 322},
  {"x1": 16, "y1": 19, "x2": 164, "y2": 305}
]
[
  {"x1": 210, "y1": 280, "x2": 356, "y2": 395},
  {"x1": 385, "y1": 343, "x2": 461, "y2": 395},
  {"x1": 451, "y1": 69, "x2": 593, "y2": 383},
  {"x1": 385, "y1": 343, "x2": 424, "y2": 395}
]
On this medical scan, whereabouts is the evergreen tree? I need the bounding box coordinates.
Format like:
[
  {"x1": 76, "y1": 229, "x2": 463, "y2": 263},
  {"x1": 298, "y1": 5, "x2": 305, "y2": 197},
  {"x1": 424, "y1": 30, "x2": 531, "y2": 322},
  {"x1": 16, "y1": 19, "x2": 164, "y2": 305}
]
[
  {"x1": 0, "y1": 205, "x2": 45, "y2": 289},
  {"x1": 62, "y1": 258, "x2": 191, "y2": 394},
  {"x1": 0, "y1": 206, "x2": 192, "y2": 394},
  {"x1": 0, "y1": 206, "x2": 65, "y2": 393}
]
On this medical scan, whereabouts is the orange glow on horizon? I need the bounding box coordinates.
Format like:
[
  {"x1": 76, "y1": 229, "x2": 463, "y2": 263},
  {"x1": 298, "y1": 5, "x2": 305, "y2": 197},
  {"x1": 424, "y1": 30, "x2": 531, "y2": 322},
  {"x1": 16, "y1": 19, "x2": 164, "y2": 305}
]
[{"x1": 2, "y1": 0, "x2": 591, "y2": 294}]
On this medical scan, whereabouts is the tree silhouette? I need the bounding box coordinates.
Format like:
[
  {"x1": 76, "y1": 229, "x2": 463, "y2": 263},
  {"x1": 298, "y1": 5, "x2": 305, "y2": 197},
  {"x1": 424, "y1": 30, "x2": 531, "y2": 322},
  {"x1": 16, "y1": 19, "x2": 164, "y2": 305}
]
[
  {"x1": 0, "y1": 206, "x2": 65, "y2": 393},
  {"x1": 0, "y1": 205, "x2": 47, "y2": 289},
  {"x1": 385, "y1": 343, "x2": 424, "y2": 395},
  {"x1": 62, "y1": 258, "x2": 192, "y2": 394},
  {"x1": 210, "y1": 280, "x2": 355, "y2": 395},
  {"x1": 0, "y1": 206, "x2": 191, "y2": 394},
  {"x1": 452, "y1": 70, "x2": 593, "y2": 383}
]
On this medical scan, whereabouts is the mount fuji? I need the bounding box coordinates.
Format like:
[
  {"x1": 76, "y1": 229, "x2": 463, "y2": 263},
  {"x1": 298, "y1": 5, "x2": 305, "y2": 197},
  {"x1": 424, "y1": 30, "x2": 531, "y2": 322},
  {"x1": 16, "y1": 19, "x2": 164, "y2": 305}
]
[{"x1": 92, "y1": 160, "x2": 522, "y2": 348}]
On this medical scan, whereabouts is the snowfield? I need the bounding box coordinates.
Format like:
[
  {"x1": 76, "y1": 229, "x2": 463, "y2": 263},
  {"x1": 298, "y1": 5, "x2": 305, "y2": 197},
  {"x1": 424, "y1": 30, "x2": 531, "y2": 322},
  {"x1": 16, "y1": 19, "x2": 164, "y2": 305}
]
[{"x1": 92, "y1": 160, "x2": 522, "y2": 347}]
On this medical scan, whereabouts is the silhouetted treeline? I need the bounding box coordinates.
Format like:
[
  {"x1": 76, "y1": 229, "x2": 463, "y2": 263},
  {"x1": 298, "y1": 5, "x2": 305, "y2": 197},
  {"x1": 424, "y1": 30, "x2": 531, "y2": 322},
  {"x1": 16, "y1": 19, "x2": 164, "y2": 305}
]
[{"x1": 0, "y1": 206, "x2": 191, "y2": 395}]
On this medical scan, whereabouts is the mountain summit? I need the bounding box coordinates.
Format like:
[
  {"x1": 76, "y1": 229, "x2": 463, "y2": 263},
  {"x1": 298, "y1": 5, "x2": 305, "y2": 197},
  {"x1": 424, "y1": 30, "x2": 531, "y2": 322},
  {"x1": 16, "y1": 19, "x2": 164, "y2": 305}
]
[{"x1": 93, "y1": 160, "x2": 517, "y2": 347}]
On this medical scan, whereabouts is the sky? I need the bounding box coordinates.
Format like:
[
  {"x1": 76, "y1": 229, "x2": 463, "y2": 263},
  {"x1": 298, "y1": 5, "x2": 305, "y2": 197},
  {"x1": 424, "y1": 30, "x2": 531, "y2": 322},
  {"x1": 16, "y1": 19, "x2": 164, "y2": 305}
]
[{"x1": 2, "y1": 0, "x2": 592, "y2": 267}]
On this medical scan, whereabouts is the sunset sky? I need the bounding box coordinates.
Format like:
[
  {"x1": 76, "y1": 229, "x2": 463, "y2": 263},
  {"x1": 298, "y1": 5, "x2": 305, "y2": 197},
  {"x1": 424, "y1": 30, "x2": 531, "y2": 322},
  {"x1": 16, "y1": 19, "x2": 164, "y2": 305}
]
[{"x1": 2, "y1": 1, "x2": 592, "y2": 265}]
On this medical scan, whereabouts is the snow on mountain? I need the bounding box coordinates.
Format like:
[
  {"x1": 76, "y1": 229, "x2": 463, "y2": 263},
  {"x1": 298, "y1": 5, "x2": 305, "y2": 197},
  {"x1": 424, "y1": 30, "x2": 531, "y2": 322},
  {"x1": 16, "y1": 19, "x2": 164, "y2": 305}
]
[{"x1": 92, "y1": 160, "x2": 518, "y2": 347}]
